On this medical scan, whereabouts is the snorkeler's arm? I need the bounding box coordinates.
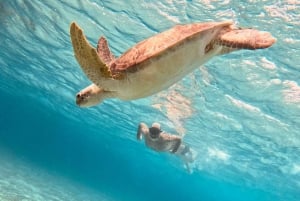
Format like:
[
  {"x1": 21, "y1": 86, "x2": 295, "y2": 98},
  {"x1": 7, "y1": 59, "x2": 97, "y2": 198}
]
[{"x1": 137, "y1": 122, "x2": 149, "y2": 140}]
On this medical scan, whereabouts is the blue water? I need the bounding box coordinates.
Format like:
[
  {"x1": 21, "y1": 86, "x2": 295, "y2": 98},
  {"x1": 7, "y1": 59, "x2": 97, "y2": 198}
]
[{"x1": 0, "y1": 1, "x2": 299, "y2": 201}]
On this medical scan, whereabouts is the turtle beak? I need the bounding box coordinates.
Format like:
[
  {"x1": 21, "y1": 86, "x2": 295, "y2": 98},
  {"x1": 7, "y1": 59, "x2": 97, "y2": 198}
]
[{"x1": 76, "y1": 93, "x2": 86, "y2": 106}]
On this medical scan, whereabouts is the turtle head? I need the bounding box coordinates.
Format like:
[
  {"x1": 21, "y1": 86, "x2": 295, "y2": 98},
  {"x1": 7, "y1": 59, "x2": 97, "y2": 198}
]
[{"x1": 76, "y1": 84, "x2": 105, "y2": 107}]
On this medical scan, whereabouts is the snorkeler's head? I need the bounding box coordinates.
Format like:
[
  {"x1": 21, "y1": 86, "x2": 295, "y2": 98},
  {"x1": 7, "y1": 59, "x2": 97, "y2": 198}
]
[
  {"x1": 149, "y1": 123, "x2": 161, "y2": 138},
  {"x1": 151, "y1": 123, "x2": 161, "y2": 130}
]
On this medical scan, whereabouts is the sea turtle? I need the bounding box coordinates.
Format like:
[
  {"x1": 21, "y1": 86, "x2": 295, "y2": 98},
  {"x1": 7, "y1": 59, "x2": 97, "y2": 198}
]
[{"x1": 70, "y1": 21, "x2": 276, "y2": 107}]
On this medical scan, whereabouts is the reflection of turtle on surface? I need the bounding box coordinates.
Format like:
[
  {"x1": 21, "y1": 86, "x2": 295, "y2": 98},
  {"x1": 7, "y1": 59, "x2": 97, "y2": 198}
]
[
  {"x1": 70, "y1": 21, "x2": 276, "y2": 107},
  {"x1": 137, "y1": 122, "x2": 197, "y2": 172}
]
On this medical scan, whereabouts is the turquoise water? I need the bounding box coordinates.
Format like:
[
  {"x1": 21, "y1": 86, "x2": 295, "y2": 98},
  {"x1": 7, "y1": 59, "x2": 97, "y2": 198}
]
[{"x1": 0, "y1": 0, "x2": 299, "y2": 200}]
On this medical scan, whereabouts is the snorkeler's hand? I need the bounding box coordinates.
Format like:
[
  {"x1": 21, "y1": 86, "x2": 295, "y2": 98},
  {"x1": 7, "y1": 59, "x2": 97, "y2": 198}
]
[
  {"x1": 137, "y1": 124, "x2": 143, "y2": 140},
  {"x1": 137, "y1": 122, "x2": 150, "y2": 140}
]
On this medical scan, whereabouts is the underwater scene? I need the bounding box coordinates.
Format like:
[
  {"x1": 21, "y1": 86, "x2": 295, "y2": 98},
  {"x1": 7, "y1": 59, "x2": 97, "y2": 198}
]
[{"x1": 0, "y1": 1, "x2": 299, "y2": 201}]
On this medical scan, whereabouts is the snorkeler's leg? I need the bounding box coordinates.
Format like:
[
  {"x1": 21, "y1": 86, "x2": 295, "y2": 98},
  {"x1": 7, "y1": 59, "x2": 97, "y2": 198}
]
[
  {"x1": 174, "y1": 143, "x2": 187, "y2": 155},
  {"x1": 181, "y1": 144, "x2": 191, "y2": 155},
  {"x1": 185, "y1": 162, "x2": 192, "y2": 174}
]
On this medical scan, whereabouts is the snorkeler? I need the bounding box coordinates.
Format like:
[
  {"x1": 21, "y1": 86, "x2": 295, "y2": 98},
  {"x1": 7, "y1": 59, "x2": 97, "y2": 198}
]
[{"x1": 136, "y1": 122, "x2": 194, "y2": 160}]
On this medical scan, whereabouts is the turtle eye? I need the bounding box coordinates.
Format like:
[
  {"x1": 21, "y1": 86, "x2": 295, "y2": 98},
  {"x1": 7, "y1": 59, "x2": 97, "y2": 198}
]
[{"x1": 76, "y1": 93, "x2": 86, "y2": 100}]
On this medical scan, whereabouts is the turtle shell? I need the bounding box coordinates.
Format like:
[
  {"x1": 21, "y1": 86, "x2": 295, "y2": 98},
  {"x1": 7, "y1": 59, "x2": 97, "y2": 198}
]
[{"x1": 110, "y1": 21, "x2": 233, "y2": 73}]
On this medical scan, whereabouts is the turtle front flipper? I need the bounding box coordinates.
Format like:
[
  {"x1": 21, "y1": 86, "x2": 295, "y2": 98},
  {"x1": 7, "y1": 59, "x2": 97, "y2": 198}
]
[
  {"x1": 97, "y1": 36, "x2": 116, "y2": 64},
  {"x1": 70, "y1": 22, "x2": 112, "y2": 85},
  {"x1": 217, "y1": 28, "x2": 276, "y2": 50}
]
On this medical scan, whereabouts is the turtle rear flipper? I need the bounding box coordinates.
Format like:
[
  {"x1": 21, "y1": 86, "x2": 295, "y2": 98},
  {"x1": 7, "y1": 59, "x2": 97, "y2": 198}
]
[
  {"x1": 218, "y1": 28, "x2": 276, "y2": 50},
  {"x1": 97, "y1": 36, "x2": 116, "y2": 65},
  {"x1": 70, "y1": 22, "x2": 112, "y2": 84}
]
